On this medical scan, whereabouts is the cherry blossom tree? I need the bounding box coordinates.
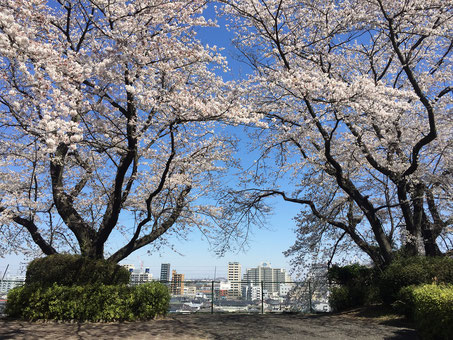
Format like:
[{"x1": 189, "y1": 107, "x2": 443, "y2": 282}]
[
  {"x1": 221, "y1": 0, "x2": 453, "y2": 268},
  {"x1": 0, "y1": 0, "x2": 248, "y2": 262}
]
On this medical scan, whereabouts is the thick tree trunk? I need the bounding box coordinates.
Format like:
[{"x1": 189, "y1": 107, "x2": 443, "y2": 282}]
[
  {"x1": 80, "y1": 239, "x2": 104, "y2": 260},
  {"x1": 422, "y1": 225, "x2": 442, "y2": 256}
]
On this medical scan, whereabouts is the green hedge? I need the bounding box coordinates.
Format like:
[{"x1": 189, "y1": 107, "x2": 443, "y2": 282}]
[
  {"x1": 392, "y1": 285, "x2": 417, "y2": 318},
  {"x1": 329, "y1": 284, "x2": 380, "y2": 312},
  {"x1": 328, "y1": 264, "x2": 379, "y2": 311},
  {"x1": 328, "y1": 263, "x2": 376, "y2": 286},
  {"x1": 396, "y1": 284, "x2": 453, "y2": 340},
  {"x1": 329, "y1": 286, "x2": 351, "y2": 311},
  {"x1": 26, "y1": 254, "x2": 130, "y2": 286},
  {"x1": 328, "y1": 257, "x2": 453, "y2": 312},
  {"x1": 379, "y1": 256, "x2": 453, "y2": 304},
  {"x1": 5, "y1": 282, "x2": 170, "y2": 321}
]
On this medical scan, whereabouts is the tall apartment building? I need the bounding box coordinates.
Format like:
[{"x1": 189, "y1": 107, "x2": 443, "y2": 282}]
[
  {"x1": 170, "y1": 270, "x2": 184, "y2": 295},
  {"x1": 242, "y1": 262, "x2": 291, "y2": 294},
  {"x1": 227, "y1": 262, "x2": 242, "y2": 298},
  {"x1": 160, "y1": 263, "x2": 171, "y2": 282}
]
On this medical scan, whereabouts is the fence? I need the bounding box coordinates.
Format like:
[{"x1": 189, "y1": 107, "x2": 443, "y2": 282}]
[
  {"x1": 161, "y1": 280, "x2": 331, "y2": 314},
  {"x1": 0, "y1": 279, "x2": 331, "y2": 315}
]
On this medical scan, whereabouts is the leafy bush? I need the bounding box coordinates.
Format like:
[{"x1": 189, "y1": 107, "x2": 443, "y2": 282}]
[
  {"x1": 328, "y1": 257, "x2": 453, "y2": 312},
  {"x1": 397, "y1": 284, "x2": 453, "y2": 340},
  {"x1": 379, "y1": 256, "x2": 453, "y2": 304},
  {"x1": 328, "y1": 264, "x2": 380, "y2": 311},
  {"x1": 26, "y1": 254, "x2": 130, "y2": 286},
  {"x1": 5, "y1": 282, "x2": 170, "y2": 321},
  {"x1": 328, "y1": 284, "x2": 380, "y2": 312},
  {"x1": 328, "y1": 263, "x2": 376, "y2": 286},
  {"x1": 329, "y1": 286, "x2": 351, "y2": 311},
  {"x1": 392, "y1": 285, "x2": 417, "y2": 318},
  {"x1": 130, "y1": 282, "x2": 171, "y2": 318}
]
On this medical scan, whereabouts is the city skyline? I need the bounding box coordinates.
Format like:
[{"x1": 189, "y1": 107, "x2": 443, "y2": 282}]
[
  {"x1": 1, "y1": 195, "x2": 304, "y2": 280},
  {"x1": 0, "y1": 255, "x2": 299, "y2": 281},
  {"x1": 121, "y1": 261, "x2": 295, "y2": 282}
]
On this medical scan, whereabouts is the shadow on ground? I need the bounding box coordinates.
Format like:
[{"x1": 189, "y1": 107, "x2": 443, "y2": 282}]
[{"x1": 0, "y1": 312, "x2": 418, "y2": 340}]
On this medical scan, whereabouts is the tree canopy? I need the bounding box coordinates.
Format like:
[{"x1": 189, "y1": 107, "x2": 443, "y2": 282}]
[
  {"x1": 0, "y1": 0, "x2": 451, "y2": 269},
  {"x1": 0, "y1": 0, "x2": 248, "y2": 261},
  {"x1": 220, "y1": 0, "x2": 452, "y2": 268}
]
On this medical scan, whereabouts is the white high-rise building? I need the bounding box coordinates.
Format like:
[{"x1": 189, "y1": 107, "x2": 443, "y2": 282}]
[
  {"x1": 243, "y1": 262, "x2": 291, "y2": 294},
  {"x1": 227, "y1": 262, "x2": 242, "y2": 298}
]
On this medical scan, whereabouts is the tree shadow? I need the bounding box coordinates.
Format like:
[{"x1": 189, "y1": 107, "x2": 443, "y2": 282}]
[{"x1": 0, "y1": 312, "x2": 419, "y2": 340}]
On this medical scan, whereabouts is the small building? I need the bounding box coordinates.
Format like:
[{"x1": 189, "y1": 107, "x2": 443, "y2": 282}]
[
  {"x1": 242, "y1": 284, "x2": 262, "y2": 301},
  {"x1": 0, "y1": 278, "x2": 25, "y2": 295},
  {"x1": 215, "y1": 280, "x2": 231, "y2": 299},
  {"x1": 183, "y1": 285, "x2": 197, "y2": 296},
  {"x1": 121, "y1": 264, "x2": 135, "y2": 273},
  {"x1": 129, "y1": 269, "x2": 153, "y2": 286},
  {"x1": 279, "y1": 283, "x2": 295, "y2": 297}
]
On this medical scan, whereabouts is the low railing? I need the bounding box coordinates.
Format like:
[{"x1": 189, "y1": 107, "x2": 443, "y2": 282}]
[
  {"x1": 0, "y1": 279, "x2": 331, "y2": 315},
  {"x1": 158, "y1": 280, "x2": 331, "y2": 314}
]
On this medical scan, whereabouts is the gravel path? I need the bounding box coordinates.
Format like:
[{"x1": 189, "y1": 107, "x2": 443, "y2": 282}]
[{"x1": 0, "y1": 313, "x2": 418, "y2": 340}]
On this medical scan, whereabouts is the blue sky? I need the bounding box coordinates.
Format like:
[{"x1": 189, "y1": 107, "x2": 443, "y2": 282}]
[
  {"x1": 0, "y1": 2, "x2": 306, "y2": 281},
  {"x1": 1, "y1": 199, "x2": 302, "y2": 280}
]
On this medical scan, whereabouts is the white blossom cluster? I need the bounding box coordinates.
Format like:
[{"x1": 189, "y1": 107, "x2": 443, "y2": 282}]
[
  {"x1": 0, "y1": 0, "x2": 247, "y2": 259},
  {"x1": 221, "y1": 0, "x2": 452, "y2": 267},
  {"x1": 0, "y1": 0, "x2": 451, "y2": 265}
]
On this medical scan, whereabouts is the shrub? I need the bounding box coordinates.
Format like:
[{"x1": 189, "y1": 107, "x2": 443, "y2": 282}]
[
  {"x1": 408, "y1": 284, "x2": 453, "y2": 340},
  {"x1": 26, "y1": 254, "x2": 130, "y2": 287},
  {"x1": 379, "y1": 256, "x2": 453, "y2": 304},
  {"x1": 328, "y1": 263, "x2": 376, "y2": 286},
  {"x1": 329, "y1": 286, "x2": 351, "y2": 312},
  {"x1": 5, "y1": 282, "x2": 170, "y2": 321},
  {"x1": 328, "y1": 284, "x2": 379, "y2": 312},
  {"x1": 4, "y1": 284, "x2": 38, "y2": 318},
  {"x1": 392, "y1": 285, "x2": 417, "y2": 318},
  {"x1": 131, "y1": 282, "x2": 171, "y2": 319},
  {"x1": 328, "y1": 264, "x2": 380, "y2": 311}
]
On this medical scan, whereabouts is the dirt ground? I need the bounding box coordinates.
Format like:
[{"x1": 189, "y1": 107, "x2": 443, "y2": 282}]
[{"x1": 0, "y1": 311, "x2": 417, "y2": 340}]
